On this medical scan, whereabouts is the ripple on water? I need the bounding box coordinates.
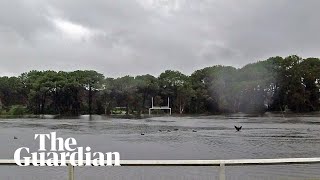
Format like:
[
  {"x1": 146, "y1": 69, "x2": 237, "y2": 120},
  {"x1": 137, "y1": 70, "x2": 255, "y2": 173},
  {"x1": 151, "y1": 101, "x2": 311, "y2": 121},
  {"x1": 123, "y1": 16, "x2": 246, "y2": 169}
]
[{"x1": 0, "y1": 115, "x2": 320, "y2": 179}]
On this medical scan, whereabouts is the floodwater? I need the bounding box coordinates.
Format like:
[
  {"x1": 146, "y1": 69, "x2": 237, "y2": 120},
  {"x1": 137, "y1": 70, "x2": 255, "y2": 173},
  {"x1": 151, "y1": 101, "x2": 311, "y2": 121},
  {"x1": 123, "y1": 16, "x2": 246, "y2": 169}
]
[{"x1": 0, "y1": 113, "x2": 320, "y2": 180}]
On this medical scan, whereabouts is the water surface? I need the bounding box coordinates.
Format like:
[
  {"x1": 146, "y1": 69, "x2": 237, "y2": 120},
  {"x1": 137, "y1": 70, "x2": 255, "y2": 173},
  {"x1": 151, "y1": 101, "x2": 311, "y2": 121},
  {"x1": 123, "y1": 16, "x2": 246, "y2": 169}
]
[{"x1": 0, "y1": 114, "x2": 320, "y2": 179}]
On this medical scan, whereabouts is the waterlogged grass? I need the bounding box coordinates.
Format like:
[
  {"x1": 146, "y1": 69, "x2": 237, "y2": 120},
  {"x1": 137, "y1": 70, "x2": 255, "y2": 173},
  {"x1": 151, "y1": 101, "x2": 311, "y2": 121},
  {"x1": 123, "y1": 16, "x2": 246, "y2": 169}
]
[
  {"x1": 0, "y1": 105, "x2": 29, "y2": 117},
  {"x1": 0, "y1": 114, "x2": 40, "y2": 119}
]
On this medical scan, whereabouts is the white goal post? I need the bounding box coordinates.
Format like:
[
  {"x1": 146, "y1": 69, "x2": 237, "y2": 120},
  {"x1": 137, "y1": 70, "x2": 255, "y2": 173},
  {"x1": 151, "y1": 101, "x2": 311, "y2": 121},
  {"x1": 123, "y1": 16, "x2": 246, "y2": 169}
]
[{"x1": 148, "y1": 97, "x2": 171, "y2": 115}]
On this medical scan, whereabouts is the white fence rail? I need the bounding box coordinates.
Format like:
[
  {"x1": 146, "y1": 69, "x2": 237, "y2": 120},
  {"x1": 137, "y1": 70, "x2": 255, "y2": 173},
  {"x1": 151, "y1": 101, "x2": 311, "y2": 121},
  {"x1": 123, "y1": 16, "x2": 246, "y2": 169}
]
[{"x1": 1, "y1": 158, "x2": 320, "y2": 180}]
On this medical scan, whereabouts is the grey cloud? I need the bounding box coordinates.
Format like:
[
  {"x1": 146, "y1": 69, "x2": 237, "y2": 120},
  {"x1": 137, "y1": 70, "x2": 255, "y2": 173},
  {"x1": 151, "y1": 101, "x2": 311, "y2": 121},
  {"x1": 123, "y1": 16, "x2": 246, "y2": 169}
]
[
  {"x1": 0, "y1": 0, "x2": 319, "y2": 77},
  {"x1": 0, "y1": 0, "x2": 52, "y2": 40}
]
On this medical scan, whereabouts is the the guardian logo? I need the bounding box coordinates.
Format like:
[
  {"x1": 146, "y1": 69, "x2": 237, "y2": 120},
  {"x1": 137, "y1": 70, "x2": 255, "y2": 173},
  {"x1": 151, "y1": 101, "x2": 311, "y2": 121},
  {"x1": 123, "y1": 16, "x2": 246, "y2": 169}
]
[{"x1": 14, "y1": 132, "x2": 120, "y2": 166}]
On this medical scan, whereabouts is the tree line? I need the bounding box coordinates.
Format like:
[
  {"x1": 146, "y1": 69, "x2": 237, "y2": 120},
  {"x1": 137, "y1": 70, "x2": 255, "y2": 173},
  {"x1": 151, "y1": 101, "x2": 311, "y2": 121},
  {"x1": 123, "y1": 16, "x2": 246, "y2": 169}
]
[{"x1": 0, "y1": 55, "x2": 319, "y2": 116}]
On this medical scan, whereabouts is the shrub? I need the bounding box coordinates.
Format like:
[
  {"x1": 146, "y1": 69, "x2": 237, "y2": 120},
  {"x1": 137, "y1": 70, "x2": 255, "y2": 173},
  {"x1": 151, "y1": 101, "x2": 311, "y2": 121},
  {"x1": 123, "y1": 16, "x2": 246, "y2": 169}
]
[
  {"x1": 8, "y1": 105, "x2": 28, "y2": 116},
  {"x1": 0, "y1": 109, "x2": 7, "y2": 115}
]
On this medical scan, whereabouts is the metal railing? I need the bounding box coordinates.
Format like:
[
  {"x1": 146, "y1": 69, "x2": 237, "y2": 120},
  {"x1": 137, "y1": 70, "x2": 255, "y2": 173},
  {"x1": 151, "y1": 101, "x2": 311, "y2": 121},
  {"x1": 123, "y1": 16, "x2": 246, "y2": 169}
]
[{"x1": 1, "y1": 158, "x2": 320, "y2": 180}]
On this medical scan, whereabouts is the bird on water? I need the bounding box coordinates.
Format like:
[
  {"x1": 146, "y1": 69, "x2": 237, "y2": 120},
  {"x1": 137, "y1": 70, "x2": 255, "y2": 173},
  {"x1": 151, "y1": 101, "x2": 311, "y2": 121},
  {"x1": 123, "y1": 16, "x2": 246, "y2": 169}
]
[
  {"x1": 14, "y1": 136, "x2": 18, "y2": 139},
  {"x1": 234, "y1": 126, "x2": 242, "y2": 131}
]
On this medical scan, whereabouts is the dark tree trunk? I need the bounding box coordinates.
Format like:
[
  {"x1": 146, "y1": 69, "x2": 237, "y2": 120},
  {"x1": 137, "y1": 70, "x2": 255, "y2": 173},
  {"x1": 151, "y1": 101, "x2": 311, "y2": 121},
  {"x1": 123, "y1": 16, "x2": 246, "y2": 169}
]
[
  {"x1": 41, "y1": 96, "x2": 45, "y2": 115},
  {"x1": 89, "y1": 85, "x2": 92, "y2": 115},
  {"x1": 126, "y1": 103, "x2": 129, "y2": 115}
]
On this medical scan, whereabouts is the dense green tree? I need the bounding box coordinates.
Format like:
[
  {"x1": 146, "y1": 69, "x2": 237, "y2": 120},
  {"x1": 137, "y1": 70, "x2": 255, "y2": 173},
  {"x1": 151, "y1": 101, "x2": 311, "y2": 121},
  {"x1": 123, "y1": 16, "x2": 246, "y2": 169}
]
[
  {"x1": 135, "y1": 74, "x2": 159, "y2": 113},
  {"x1": 0, "y1": 55, "x2": 319, "y2": 116},
  {"x1": 0, "y1": 76, "x2": 27, "y2": 109},
  {"x1": 71, "y1": 70, "x2": 104, "y2": 115},
  {"x1": 112, "y1": 76, "x2": 137, "y2": 115},
  {"x1": 158, "y1": 70, "x2": 192, "y2": 114},
  {"x1": 300, "y1": 58, "x2": 320, "y2": 111},
  {"x1": 236, "y1": 59, "x2": 276, "y2": 113},
  {"x1": 190, "y1": 66, "x2": 237, "y2": 113}
]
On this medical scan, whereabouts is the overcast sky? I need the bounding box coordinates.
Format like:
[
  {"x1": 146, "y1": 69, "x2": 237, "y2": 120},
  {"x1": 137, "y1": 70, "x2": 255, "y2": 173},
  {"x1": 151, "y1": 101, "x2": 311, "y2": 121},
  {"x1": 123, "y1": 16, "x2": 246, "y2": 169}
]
[{"x1": 0, "y1": 0, "x2": 319, "y2": 77}]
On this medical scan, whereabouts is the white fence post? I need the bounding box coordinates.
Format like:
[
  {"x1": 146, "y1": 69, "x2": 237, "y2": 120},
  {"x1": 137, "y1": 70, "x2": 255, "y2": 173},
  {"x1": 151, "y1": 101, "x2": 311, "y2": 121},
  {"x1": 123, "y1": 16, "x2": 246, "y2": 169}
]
[
  {"x1": 219, "y1": 163, "x2": 226, "y2": 180},
  {"x1": 68, "y1": 163, "x2": 74, "y2": 180}
]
